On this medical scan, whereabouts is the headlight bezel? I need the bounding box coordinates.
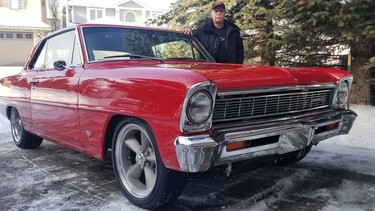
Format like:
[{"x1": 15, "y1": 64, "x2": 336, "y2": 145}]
[
  {"x1": 333, "y1": 76, "x2": 353, "y2": 109},
  {"x1": 180, "y1": 82, "x2": 217, "y2": 132}
]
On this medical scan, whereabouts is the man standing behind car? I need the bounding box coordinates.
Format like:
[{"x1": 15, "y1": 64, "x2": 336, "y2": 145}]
[{"x1": 183, "y1": 1, "x2": 244, "y2": 64}]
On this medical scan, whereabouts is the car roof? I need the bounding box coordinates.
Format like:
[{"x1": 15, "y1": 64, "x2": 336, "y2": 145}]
[{"x1": 75, "y1": 23, "x2": 181, "y2": 34}]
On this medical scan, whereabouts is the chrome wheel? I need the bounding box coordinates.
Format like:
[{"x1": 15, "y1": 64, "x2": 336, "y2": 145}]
[
  {"x1": 114, "y1": 123, "x2": 157, "y2": 198},
  {"x1": 9, "y1": 108, "x2": 43, "y2": 149},
  {"x1": 10, "y1": 108, "x2": 23, "y2": 144}
]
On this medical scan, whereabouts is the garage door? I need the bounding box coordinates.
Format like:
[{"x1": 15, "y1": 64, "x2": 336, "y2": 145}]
[{"x1": 0, "y1": 32, "x2": 34, "y2": 66}]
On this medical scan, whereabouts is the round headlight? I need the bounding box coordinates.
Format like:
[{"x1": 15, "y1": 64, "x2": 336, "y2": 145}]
[
  {"x1": 186, "y1": 91, "x2": 213, "y2": 124},
  {"x1": 337, "y1": 82, "x2": 349, "y2": 104}
]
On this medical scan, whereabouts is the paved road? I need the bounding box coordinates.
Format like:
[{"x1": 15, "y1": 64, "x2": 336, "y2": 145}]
[{"x1": 1, "y1": 129, "x2": 375, "y2": 210}]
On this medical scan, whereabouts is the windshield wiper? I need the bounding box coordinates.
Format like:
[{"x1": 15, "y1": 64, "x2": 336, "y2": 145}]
[
  {"x1": 166, "y1": 57, "x2": 211, "y2": 62},
  {"x1": 103, "y1": 53, "x2": 164, "y2": 62},
  {"x1": 167, "y1": 57, "x2": 209, "y2": 62}
]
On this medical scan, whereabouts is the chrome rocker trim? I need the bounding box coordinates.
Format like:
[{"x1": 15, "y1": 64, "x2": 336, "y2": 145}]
[{"x1": 174, "y1": 110, "x2": 357, "y2": 172}]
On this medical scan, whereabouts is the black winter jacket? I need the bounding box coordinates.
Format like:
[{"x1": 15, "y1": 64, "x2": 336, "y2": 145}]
[{"x1": 193, "y1": 20, "x2": 244, "y2": 64}]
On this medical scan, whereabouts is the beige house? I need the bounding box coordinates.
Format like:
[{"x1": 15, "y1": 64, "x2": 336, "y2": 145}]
[
  {"x1": 0, "y1": 0, "x2": 50, "y2": 66},
  {"x1": 63, "y1": 0, "x2": 167, "y2": 27},
  {"x1": 0, "y1": 0, "x2": 169, "y2": 66}
]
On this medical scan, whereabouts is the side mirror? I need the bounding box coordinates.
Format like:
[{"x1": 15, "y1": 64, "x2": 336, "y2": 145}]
[{"x1": 53, "y1": 60, "x2": 67, "y2": 71}]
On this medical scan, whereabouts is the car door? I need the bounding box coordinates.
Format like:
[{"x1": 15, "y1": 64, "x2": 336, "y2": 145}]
[{"x1": 28, "y1": 29, "x2": 84, "y2": 149}]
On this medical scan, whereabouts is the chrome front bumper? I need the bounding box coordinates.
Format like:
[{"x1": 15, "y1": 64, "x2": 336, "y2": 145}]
[{"x1": 174, "y1": 110, "x2": 357, "y2": 172}]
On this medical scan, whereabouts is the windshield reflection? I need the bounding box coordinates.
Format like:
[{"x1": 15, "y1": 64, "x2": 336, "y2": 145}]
[{"x1": 82, "y1": 27, "x2": 214, "y2": 63}]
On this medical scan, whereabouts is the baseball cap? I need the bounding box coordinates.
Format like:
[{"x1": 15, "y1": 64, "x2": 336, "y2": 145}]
[{"x1": 212, "y1": 1, "x2": 225, "y2": 10}]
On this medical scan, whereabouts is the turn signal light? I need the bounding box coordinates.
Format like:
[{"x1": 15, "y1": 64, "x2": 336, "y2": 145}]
[
  {"x1": 327, "y1": 122, "x2": 339, "y2": 131},
  {"x1": 226, "y1": 141, "x2": 247, "y2": 152}
]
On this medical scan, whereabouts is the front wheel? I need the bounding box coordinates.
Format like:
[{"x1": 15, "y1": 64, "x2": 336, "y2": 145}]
[
  {"x1": 112, "y1": 118, "x2": 186, "y2": 209},
  {"x1": 10, "y1": 107, "x2": 43, "y2": 149}
]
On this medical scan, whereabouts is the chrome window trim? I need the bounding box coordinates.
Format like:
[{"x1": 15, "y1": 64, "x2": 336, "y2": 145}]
[
  {"x1": 73, "y1": 26, "x2": 84, "y2": 66},
  {"x1": 28, "y1": 26, "x2": 83, "y2": 70}
]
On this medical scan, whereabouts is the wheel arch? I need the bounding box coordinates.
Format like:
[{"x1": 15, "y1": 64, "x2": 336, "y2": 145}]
[
  {"x1": 6, "y1": 106, "x2": 14, "y2": 120},
  {"x1": 102, "y1": 114, "x2": 156, "y2": 162}
]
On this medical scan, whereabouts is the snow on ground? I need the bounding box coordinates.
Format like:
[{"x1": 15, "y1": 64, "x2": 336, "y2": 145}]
[
  {"x1": 0, "y1": 66, "x2": 22, "y2": 78},
  {"x1": 327, "y1": 104, "x2": 375, "y2": 149},
  {"x1": 0, "y1": 118, "x2": 10, "y2": 134}
]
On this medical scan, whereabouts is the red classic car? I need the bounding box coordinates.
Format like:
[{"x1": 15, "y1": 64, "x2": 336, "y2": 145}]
[{"x1": 0, "y1": 24, "x2": 356, "y2": 209}]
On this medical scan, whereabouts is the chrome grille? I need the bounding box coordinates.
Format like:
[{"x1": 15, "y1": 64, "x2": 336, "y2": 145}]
[{"x1": 213, "y1": 89, "x2": 332, "y2": 123}]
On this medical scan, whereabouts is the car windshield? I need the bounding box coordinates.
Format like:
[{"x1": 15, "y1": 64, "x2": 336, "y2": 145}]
[{"x1": 82, "y1": 26, "x2": 214, "y2": 63}]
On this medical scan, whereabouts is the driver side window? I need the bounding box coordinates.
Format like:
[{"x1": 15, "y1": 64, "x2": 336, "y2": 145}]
[{"x1": 31, "y1": 30, "x2": 79, "y2": 69}]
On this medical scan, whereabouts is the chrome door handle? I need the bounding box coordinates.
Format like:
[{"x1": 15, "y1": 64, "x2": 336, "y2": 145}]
[{"x1": 30, "y1": 81, "x2": 39, "y2": 86}]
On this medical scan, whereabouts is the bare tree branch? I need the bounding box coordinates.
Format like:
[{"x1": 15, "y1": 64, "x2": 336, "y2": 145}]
[{"x1": 48, "y1": 0, "x2": 60, "y2": 31}]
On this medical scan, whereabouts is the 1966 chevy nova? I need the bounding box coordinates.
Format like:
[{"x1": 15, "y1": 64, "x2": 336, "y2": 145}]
[{"x1": 0, "y1": 24, "x2": 357, "y2": 209}]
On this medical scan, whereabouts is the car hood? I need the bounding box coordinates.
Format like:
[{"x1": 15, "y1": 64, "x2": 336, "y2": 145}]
[{"x1": 157, "y1": 63, "x2": 338, "y2": 90}]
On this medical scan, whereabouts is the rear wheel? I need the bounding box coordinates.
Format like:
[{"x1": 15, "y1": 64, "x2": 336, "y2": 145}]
[
  {"x1": 10, "y1": 107, "x2": 43, "y2": 149},
  {"x1": 370, "y1": 80, "x2": 375, "y2": 106},
  {"x1": 112, "y1": 118, "x2": 186, "y2": 209}
]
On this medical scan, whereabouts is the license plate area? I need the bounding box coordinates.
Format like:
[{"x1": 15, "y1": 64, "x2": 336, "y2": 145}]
[{"x1": 278, "y1": 127, "x2": 313, "y2": 154}]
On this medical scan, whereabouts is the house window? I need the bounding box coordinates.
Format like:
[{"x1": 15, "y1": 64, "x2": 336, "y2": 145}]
[
  {"x1": 125, "y1": 11, "x2": 136, "y2": 22},
  {"x1": 6, "y1": 33, "x2": 13, "y2": 39},
  {"x1": 0, "y1": 33, "x2": 4, "y2": 39},
  {"x1": 16, "y1": 33, "x2": 23, "y2": 39},
  {"x1": 10, "y1": 0, "x2": 27, "y2": 9},
  {"x1": 25, "y1": 33, "x2": 33, "y2": 39},
  {"x1": 89, "y1": 8, "x2": 104, "y2": 20}
]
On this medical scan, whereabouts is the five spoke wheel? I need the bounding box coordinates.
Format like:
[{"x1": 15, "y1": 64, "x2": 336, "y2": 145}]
[
  {"x1": 114, "y1": 123, "x2": 157, "y2": 198},
  {"x1": 112, "y1": 118, "x2": 187, "y2": 209}
]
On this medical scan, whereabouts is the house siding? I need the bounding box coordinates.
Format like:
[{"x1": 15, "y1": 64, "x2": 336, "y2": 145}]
[
  {"x1": 73, "y1": 6, "x2": 87, "y2": 23},
  {"x1": 118, "y1": 2, "x2": 143, "y2": 8},
  {"x1": 66, "y1": 0, "x2": 167, "y2": 27},
  {"x1": 119, "y1": 9, "x2": 142, "y2": 22},
  {"x1": 0, "y1": 3, "x2": 50, "y2": 66},
  {"x1": 105, "y1": 8, "x2": 116, "y2": 19}
]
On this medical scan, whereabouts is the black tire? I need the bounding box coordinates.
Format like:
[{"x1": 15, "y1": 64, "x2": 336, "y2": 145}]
[
  {"x1": 112, "y1": 117, "x2": 186, "y2": 209},
  {"x1": 370, "y1": 80, "x2": 375, "y2": 106},
  {"x1": 369, "y1": 66, "x2": 375, "y2": 79},
  {"x1": 276, "y1": 145, "x2": 312, "y2": 166},
  {"x1": 10, "y1": 107, "x2": 43, "y2": 149}
]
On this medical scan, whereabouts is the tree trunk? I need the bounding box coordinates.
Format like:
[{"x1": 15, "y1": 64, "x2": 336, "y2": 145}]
[
  {"x1": 261, "y1": 20, "x2": 276, "y2": 66},
  {"x1": 349, "y1": 40, "x2": 373, "y2": 104}
]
